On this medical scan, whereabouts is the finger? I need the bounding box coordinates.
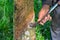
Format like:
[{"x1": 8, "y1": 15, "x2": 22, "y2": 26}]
[
  {"x1": 37, "y1": 18, "x2": 41, "y2": 21},
  {"x1": 47, "y1": 15, "x2": 52, "y2": 21},
  {"x1": 38, "y1": 19, "x2": 44, "y2": 25},
  {"x1": 38, "y1": 16, "x2": 47, "y2": 24},
  {"x1": 42, "y1": 17, "x2": 48, "y2": 23},
  {"x1": 49, "y1": 16, "x2": 52, "y2": 20},
  {"x1": 40, "y1": 18, "x2": 47, "y2": 25},
  {"x1": 40, "y1": 22, "x2": 44, "y2": 25},
  {"x1": 46, "y1": 14, "x2": 50, "y2": 20},
  {"x1": 38, "y1": 18, "x2": 45, "y2": 24},
  {"x1": 37, "y1": 19, "x2": 41, "y2": 23},
  {"x1": 37, "y1": 19, "x2": 40, "y2": 22}
]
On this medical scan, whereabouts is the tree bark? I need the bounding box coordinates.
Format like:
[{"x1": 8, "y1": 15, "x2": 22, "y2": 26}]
[{"x1": 14, "y1": 0, "x2": 35, "y2": 40}]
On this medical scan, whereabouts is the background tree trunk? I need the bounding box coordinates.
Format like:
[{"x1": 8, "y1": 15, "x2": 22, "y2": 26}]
[{"x1": 14, "y1": 0, "x2": 35, "y2": 40}]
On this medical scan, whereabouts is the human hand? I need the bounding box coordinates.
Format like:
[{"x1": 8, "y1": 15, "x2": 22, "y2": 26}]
[{"x1": 38, "y1": 14, "x2": 52, "y2": 25}]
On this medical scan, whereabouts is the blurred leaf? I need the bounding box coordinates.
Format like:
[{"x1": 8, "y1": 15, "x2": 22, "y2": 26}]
[{"x1": 0, "y1": 0, "x2": 13, "y2": 40}]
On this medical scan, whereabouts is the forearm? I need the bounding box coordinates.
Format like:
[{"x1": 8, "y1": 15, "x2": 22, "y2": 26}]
[{"x1": 38, "y1": 5, "x2": 50, "y2": 21}]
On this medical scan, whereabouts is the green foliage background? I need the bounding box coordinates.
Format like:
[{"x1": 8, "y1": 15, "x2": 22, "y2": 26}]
[
  {"x1": 0, "y1": 0, "x2": 14, "y2": 40},
  {"x1": 34, "y1": 0, "x2": 52, "y2": 40}
]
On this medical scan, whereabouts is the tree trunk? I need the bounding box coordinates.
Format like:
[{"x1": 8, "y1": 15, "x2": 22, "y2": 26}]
[{"x1": 14, "y1": 0, "x2": 35, "y2": 40}]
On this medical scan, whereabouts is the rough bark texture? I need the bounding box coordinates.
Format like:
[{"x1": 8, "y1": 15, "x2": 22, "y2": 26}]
[{"x1": 14, "y1": 0, "x2": 35, "y2": 40}]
